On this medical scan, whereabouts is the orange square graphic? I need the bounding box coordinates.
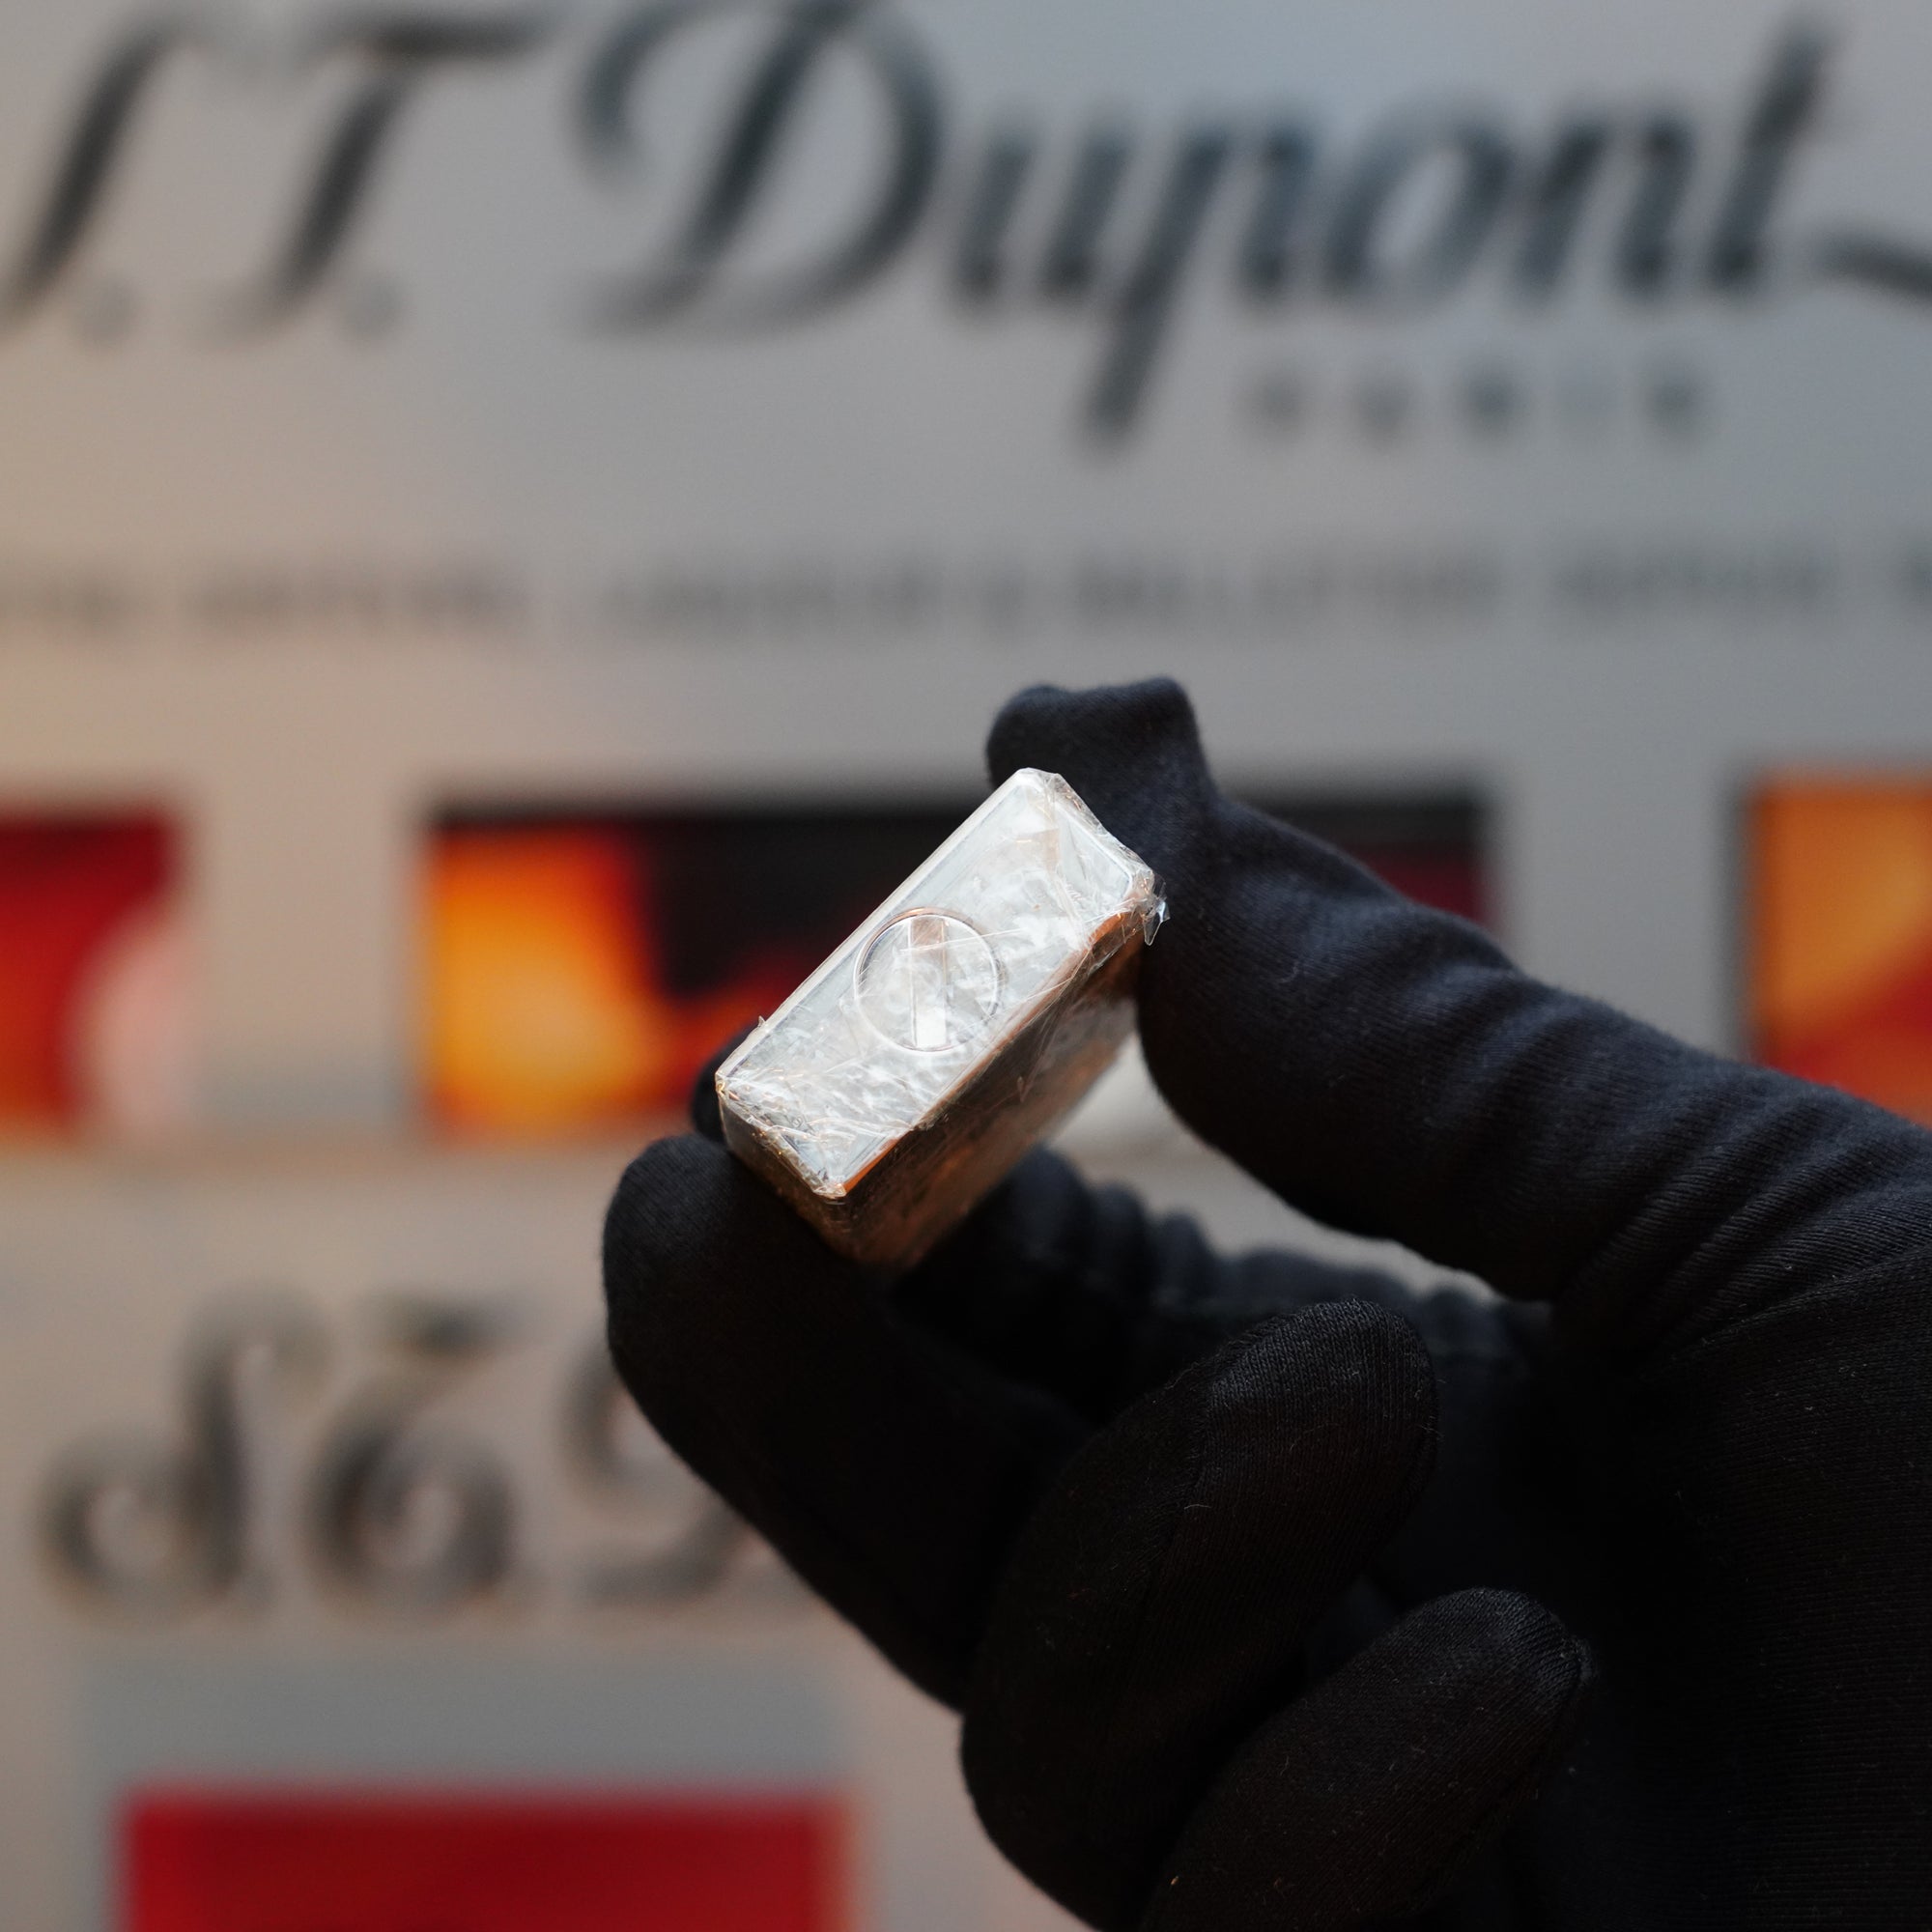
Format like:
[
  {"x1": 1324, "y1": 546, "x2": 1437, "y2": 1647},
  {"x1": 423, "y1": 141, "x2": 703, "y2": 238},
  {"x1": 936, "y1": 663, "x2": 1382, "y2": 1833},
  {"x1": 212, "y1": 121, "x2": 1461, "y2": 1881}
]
[
  {"x1": 124, "y1": 1789, "x2": 846, "y2": 1932},
  {"x1": 1747, "y1": 779, "x2": 1932, "y2": 1123},
  {"x1": 0, "y1": 813, "x2": 190, "y2": 1134}
]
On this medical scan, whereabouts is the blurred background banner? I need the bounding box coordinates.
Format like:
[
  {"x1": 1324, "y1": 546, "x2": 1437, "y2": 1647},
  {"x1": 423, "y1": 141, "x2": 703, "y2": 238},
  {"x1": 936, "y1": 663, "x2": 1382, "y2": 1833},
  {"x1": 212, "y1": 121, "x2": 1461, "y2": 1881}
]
[{"x1": 7, "y1": 0, "x2": 1932, "y2": 1925}]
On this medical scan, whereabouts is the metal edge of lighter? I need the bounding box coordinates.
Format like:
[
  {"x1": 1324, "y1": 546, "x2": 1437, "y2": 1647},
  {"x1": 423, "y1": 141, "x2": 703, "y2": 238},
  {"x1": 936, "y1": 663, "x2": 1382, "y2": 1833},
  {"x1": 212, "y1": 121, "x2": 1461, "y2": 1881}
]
[{"x1": 714, "y1": 767, "x2": 1166, "y2": 1271}]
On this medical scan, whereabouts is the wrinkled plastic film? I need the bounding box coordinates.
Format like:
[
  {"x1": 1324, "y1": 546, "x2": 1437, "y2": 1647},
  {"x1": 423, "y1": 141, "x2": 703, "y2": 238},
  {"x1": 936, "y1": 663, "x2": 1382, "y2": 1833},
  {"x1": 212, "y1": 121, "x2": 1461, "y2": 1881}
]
[{"x1": 717, "y1": 768, "x2": 1165, "y2": 1269}]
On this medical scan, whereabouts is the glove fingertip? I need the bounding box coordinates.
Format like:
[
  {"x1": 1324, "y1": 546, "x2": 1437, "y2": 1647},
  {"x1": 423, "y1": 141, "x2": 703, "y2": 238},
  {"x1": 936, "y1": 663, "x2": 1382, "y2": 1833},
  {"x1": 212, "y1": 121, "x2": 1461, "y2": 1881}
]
[
  {"x1": 1145, "y1": 1589, "x2": 1593, "y2": 1932},
  {"x1": 601, "y1": 1131, "x2": 789, "y2": 1345},
  {"x1": 1436, "y1": 1586, "x2": 1598, "y2": 1754},
  {"x1": 985, "y1": 676, "x2": 1205, "y2": 799},
  {"x1": 1375, "y1": 1591, "x2": 1596, "y2": 1918}
]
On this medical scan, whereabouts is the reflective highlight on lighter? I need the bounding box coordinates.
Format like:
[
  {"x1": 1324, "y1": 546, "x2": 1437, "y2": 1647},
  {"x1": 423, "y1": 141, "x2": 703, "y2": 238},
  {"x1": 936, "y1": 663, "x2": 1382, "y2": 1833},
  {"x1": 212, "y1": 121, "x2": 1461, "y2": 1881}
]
[{"x1": 717, "y1": 770, "x2": 1164, "y2": 1270}]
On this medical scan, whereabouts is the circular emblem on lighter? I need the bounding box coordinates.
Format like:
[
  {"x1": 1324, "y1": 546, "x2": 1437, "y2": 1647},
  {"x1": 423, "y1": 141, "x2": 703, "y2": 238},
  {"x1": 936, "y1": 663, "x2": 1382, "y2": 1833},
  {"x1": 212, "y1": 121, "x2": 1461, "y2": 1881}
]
[{"x1": 855, "y1": 909, "x2": 1003, "y2": 1052}]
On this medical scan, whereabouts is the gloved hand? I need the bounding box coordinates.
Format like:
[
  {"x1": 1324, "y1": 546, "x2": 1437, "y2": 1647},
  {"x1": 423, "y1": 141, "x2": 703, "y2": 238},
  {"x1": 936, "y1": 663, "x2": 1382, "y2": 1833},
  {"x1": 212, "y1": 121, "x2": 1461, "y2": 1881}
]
[{"x1": 603, "y1": 678, "x2": 1932, "y2": 1930}]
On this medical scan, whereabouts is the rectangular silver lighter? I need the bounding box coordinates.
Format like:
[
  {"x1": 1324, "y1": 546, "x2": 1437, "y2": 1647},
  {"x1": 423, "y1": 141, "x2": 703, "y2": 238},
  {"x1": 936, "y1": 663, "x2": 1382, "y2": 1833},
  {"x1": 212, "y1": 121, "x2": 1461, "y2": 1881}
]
[{"x1": 715, "y1": 768, "x2": 1165, "y2": 1270}]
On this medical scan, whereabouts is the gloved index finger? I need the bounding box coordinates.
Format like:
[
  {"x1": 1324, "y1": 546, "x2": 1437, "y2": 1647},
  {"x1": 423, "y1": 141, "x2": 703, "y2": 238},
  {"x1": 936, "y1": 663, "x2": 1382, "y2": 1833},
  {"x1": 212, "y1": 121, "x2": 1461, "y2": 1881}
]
[
  {"x1": 603, "y1": 1132, "x2": 1082, "y2": 1707},
  {"x1": 987, "y1": 679, "x2": 1932, "y2": 1353}
]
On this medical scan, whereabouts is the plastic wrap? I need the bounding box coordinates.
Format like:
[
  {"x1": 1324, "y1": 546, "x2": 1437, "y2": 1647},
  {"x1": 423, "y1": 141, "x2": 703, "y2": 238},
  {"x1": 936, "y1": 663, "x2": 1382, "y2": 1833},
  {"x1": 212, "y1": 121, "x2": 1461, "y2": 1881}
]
[{"x1": 716, "y1": 768, "x2": 1165, "y2": 1269}]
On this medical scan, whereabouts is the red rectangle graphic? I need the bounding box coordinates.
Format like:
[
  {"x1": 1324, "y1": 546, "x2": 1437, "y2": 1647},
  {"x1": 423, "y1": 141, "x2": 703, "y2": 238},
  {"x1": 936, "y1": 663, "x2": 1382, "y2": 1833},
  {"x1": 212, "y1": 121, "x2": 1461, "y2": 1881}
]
[{"x1": 124, "y1": 1789, "x2": 846, "y2": 1932}]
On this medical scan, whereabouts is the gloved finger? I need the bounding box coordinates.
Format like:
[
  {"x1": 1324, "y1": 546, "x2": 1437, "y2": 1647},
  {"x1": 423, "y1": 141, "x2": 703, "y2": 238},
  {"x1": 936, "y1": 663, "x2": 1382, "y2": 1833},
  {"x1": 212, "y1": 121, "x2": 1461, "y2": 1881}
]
[
  {"x1": 1144, "y1": 1589, "x2": 1593, "y2": 1932},
  {"x1": 603, "y1": 1133, "x2": 1081, "y2": 1705},
  {"x1": 988, "y1": 678, "x2": 1932, "y2": 1352},
  {"x1": 961, "y1": 1300, "x2": 1436, "y2": 1931},
  {"x1": 900, "y1": 1146, "x2": 1441, "y2": 1425}
]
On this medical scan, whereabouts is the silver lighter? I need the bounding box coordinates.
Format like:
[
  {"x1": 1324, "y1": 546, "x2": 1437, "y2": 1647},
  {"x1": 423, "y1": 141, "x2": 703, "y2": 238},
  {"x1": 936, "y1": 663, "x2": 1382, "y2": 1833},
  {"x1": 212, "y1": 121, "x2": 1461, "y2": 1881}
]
[{"x1": 715, "y1": 768, "x2": 1165, "y2": 1270}]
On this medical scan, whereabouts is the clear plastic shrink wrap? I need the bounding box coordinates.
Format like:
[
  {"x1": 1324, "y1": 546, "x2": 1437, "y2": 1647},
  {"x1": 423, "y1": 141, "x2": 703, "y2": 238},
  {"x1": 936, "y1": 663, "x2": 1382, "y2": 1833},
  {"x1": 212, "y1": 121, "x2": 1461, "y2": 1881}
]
[{"x1": 716, "y1": 769, "x2": 1165, "y2": 1269}]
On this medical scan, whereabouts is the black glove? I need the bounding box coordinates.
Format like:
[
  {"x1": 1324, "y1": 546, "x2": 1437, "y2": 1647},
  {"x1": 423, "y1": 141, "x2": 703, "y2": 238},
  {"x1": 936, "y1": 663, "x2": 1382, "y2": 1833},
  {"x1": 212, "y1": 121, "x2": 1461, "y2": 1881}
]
[{"x1": 604, "y1": 678, "x2": 1932, "y2": 1930}]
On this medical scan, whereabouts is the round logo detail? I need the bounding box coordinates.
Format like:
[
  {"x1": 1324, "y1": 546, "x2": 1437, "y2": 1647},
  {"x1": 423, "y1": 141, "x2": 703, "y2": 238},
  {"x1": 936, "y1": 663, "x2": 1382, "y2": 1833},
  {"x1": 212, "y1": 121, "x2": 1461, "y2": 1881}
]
[{"x1": 855, "y1": 910, "x2": 1002, "y2": 1052}]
